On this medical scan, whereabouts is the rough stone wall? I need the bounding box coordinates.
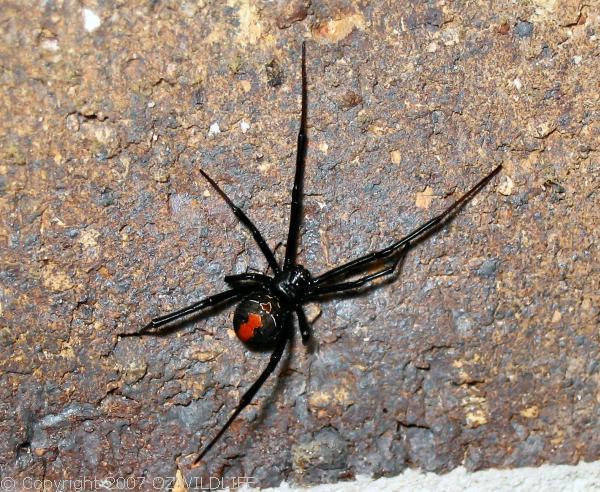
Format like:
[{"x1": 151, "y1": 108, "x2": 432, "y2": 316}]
[{"x1": 0, "y1": 0, "x2": 597, "y2": 489}]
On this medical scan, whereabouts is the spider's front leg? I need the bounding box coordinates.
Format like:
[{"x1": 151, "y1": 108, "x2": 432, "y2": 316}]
[
  {"x1": 315, "y1": 165, "x2": 502, "y2": 286},
  {"x1": 121, "y1": 288, "x2": 246, "y2": 337},
  {"x1": 224, "y1": 273, "x2": 272, "y2": 286},
  {"x1": 199, "y1": 168, "x2": 280, "y2": 274},
  {"x1": 296, "y1": 306, "x2": 312, "y2": 345},
  {"x1": 310, "y1": 245, "x2": 409, "y2": 297},
  {"x1": 284, "y1": 41, "x2": 308, "y2": 270}
]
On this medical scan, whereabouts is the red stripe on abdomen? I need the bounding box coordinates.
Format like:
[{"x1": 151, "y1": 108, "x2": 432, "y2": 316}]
[{"x1": 237, "y1": 313, "x2": 263, "y2": 342}]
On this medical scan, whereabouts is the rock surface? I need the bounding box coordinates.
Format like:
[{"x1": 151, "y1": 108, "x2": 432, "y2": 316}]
[{"x1": 0, "y1": 0, "x2": 598, "y2": 488}]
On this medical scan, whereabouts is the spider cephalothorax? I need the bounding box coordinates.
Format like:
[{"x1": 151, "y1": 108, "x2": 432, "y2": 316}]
[
  {"x1": 124, "y1": 42, "x2": 502, "y2": 465},
  {"x1": 272, "y1": 265, "x2": 313, "y2": 305}
]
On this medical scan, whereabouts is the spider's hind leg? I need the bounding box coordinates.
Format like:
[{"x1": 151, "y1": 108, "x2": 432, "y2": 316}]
[
  {"x1": 193, "y1": 312, "x2": 292, "y2": 465},
  {"x1": 121, "y1": 288, "x2": 244, "y2": 337}
]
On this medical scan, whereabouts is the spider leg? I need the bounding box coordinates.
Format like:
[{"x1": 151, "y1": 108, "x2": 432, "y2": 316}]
[
  {"x1": 122, "y1": 288, "x2": 245, "y2": 336},
  {"x1": 199, "y1": 168, "x2": 280, "y2": 273},
  {"x1": 284, "y1": 42, "x2": 308, "y2": 269},
  {"x1": 193, "y1": 314, "x2": 291, "y2": 464},
  {"x1": 224, "y1": 272, "x2": 272, "y2": 286},
  {"x1": 315, "y1": 165, "x2": 502, "y2": 285},
  {"x1": 296, "y1": 306, "x2": 311, "y2": 345},
  {"x1": 310, "y1": 246, "x2": 408, "y2": 297}
]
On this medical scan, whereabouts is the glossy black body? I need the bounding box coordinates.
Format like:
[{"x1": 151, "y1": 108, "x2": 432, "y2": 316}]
[
  {"x1": 233, "y1": 292, "x2": 282, "y2": 349},
  {"x1": 272, "y1": 265, "x2": 313, "y2": 306},
  {"x1": 125, "y1": 42, "x2": 502, "y2": 466}
]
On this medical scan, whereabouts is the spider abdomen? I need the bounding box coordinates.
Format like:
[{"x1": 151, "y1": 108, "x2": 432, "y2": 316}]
[{"x1": 233, "y1": 293, "x2": 282, "y2": 348}]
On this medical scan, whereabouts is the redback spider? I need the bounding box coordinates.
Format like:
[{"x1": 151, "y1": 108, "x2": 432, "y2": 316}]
[{"x1": 124, "y1": 42, "x2": 502, "y2": 465}]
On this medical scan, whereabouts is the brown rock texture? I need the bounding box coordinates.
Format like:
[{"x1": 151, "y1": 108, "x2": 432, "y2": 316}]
[{"x1": 0, "y1": 0, "x2": 598, "y2": 488}]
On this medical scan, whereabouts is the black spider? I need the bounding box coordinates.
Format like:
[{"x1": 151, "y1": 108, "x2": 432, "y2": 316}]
[{"x1": 125, "y1": 42, "x2": 502, "y2": 465}]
